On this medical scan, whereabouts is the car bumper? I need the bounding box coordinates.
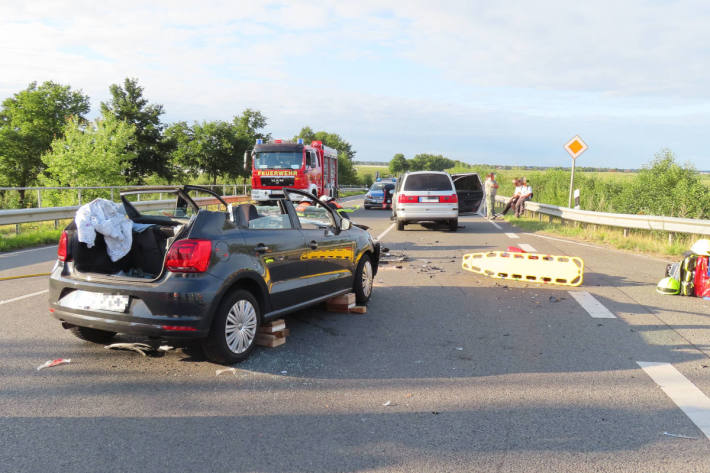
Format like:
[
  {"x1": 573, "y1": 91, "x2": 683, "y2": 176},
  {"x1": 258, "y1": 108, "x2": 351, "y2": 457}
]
[
  {"x1": 48, "y1": 263, "x2": 220, "y2": 338},
  {"x1": 395, "y1": 205, "x2": 458, "y2": 221},
  {"x1": 252, "y1": 189, "x2": 284, "y2": 201}
]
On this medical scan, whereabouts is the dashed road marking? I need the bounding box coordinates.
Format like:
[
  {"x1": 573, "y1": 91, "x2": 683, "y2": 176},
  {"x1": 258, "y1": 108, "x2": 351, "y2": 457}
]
[
  {"x1": 518, "y1": 243, "x2": 537, "y2": 252},
  {"x1": 568, "y1": 291, "x2": 616, "y2": 318},
  {"x1": 637, "y1": 362, "x2": 710, "y2": 440},
  {"x1": 377, "y1": 223, "x2": 396, "y2": 241},
  {"x1": 488, "y1": 220, "x2": 503, "y2": 230},
  {"x1": 505, "y1": 232, "x2": 519, "y2": 239},
  {"x1": 0, "y1": 289, "x2": 49, "y2": 306}
]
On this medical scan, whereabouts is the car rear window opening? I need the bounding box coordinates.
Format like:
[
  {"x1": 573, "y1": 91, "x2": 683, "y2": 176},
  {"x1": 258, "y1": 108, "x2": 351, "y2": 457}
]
[
  {"x1": 403, "y1": 174, "x2": 453, "y2": 191},
  {"x1": 453, "y1": 175, "x2": 482, "y2": 191}
]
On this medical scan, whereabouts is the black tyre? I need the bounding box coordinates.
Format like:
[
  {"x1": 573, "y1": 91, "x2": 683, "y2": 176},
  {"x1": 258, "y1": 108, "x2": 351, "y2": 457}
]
[
  {"x1": 364, "y1": 205, "x2": 371, "y2": 210},
  {"x1": 449, "y1": 219, "x2": 458, "y2": 232},
  {"x1": 353, "y1": 254, "x2": 374, "y2": 305},
  {"x1": 69, "y1": 326, "x2": 116, "y2": 344},
  {"x1": 202, "y1": 289, "x2": 261, "y2": 364},
  {"x1": 397, "y1": 219, "x2": 405, "y2": 231}
]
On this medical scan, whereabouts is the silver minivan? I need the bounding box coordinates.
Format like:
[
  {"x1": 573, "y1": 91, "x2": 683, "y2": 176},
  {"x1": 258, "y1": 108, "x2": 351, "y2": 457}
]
[{"x1": 392, "y1": 171, "x2": 459, "y2": 231}]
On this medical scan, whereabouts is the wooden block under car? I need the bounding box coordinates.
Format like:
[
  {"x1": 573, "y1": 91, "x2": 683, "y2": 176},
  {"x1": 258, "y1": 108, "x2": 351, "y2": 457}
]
[
  {"x1": 255, "y1": 332, "x2": 286, "y2": 348},
  {"x1": 255, "y1": 319, "x2": 288, "y2": 347},
  {"x1": 328, "y1": 292, "x2": 355, "y2": 307},
  {"x1": 350, "y1": 305, "x2": 367, "y2": 314},
  {"x1": 258, "y1": 319, "x2": 286, "y2": 333},
  {"x1": 326, "y1": 302, "x2": 352, "y2": 312}
]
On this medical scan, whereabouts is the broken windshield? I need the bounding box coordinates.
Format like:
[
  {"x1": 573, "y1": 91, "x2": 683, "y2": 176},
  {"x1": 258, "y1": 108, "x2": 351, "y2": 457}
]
[{"x1": 254, "y1": 152, "x2": 304, "y2": 170}]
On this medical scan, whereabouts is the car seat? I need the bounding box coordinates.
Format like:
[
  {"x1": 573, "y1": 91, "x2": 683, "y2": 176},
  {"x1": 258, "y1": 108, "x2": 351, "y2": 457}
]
[{"x1": 237, "y1": 204, "x2": 260, "y2": 226}]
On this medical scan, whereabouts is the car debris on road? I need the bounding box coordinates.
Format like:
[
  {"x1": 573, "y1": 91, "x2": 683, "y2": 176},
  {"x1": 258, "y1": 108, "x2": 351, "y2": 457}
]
[
  {"x1": 36, "y1": 358, "x2": 71, "y2": 371},
  {"x1": 105, "y1": 342, "x2": 154, "y2": 356}
]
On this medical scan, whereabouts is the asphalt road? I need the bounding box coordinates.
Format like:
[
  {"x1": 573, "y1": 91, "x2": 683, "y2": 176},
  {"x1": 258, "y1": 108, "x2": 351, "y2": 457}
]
[{"x1": 1, "y1": 201, "x2": 709, "y2": 472}]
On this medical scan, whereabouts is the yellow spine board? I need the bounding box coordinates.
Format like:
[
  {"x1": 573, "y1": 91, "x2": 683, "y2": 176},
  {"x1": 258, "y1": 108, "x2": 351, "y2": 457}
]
[{"x1": 462, "y1": 251, "x2": 584, "y2": 287}]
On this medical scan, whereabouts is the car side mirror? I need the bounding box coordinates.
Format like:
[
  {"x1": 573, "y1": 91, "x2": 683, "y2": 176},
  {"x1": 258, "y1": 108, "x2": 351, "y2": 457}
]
[{"x1": 340, "y1": 218, "x2": 352, "y2": 231}]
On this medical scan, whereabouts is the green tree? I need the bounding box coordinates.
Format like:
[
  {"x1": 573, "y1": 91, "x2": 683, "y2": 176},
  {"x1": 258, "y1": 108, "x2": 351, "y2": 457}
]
[
  {"x1": 233, "y1": 109, "x2": 271, "y2": 176},
  {"x1": 362, "y1": 173, "x2": 374, "y2": 187},
  {"x1": 389, "y1": 153, "x2": 408, "y2": 175},
  {"x1": 0, "y1": 81, "x2": 90, "y2": 206},
  {"x1": 408, "y1": 153, "x2": 456, "y2": 171},
  {"x1": 168, "y1": 120, "x2": 245, "y2": 185},
  {"x1": 40, "y1": 115, "x2": 137, "y2": 205},
  {"x1": 295, "y1": 126, "x2": 358, "y2": 184},
  {"x1": 100, "y1": 78, "x2": 174, "y2": 182},
  {"x1": 613, "y1": 149, "x2": 710, "y2": 218}
]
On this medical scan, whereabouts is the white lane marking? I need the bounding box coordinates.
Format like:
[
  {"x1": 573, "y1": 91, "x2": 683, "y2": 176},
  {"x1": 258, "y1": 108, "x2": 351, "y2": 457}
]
[
  {"x1": 488, "y1": 220, "x2": 503, "y2": 230},
  {"x1": 637, "y1": 362, "x2": 710, "y2": 440},
  {"x1": 518, "y1": 243, "x2": 537, "y2": 252},
  {"x1": 529, "y1": 232, "x2": 670, "y2": 263},
  {"x1": 528, "y1": 233, "x2": 608, "y2": 250},
  {"x1": 0, "y1": 289, "x2": 49, "y2": 306},
  {"x1": 0, "y1": 245, "x2": 57, "y2": 258},
  {"x1": 377, "y1": 223, "x2": 396, "y2": 241},
  {"x1": 505, "y1": 232, "x2": 519, "y2": 239},
  {"x1": 568, "y1": 291, "x2": 617, "y2": 318}
]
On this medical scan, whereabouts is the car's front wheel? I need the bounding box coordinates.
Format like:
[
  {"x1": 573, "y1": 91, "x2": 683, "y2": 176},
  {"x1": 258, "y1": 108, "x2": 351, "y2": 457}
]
[
  {"x1": 353, "y1": 254, "x2": 374, "y2": 304},
  {"x1": 203, "y1": 289, "x2": 261, "y2": 364}
]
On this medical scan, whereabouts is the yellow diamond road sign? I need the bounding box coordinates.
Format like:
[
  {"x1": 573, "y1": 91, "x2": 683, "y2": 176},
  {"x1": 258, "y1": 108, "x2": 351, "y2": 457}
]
[{"x1": 564, "y1": 135, "x2": 588, "y2": 159}]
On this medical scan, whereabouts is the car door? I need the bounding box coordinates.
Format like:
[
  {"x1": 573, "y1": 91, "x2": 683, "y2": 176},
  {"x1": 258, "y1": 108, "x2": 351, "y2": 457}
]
[
  {"x1": 235, "y1": 200, "x2": 311, "y2": 311},
  {"x1": 284, "y1": 189, "x2": 356, "y2": 301}
]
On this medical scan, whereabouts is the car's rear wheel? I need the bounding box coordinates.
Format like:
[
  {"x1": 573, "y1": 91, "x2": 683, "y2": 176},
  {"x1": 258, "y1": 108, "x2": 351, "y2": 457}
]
[
  {"x1": 203, "y1": 289, "x2": 261, "y2": 364},
  {"x1": 68, "y1": 326, "x2": 116, "y2": 344},
  {"x1": 353, "y1": 254, "x2": 374, "y2": 304},
  {"x1": 396, "y1": 219, "x2": 405, "y2": 231},
  {"x1": 449, "y1": 218, "x2": 458, "y2": 232}
]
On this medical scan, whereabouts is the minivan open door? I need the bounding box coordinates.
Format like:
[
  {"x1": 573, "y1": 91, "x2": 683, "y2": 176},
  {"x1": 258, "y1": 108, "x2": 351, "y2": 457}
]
[{"x1": 452, "y1": 173, "x2": 484, "y2": 213}]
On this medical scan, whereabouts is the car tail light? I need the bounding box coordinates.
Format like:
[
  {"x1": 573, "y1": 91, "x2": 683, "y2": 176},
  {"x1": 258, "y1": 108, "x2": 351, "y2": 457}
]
[
  {"x1": 166, "y1": 239, "x2": 212, "y2": 273},
  {"x1": 58, "y1": 231, "x2": 70, "y2": 262},
  {"x1": 398, "y1": 194, "x2": 419, "y2": 203},
  {"x1": 440, "y1": 194, "x2": 458, "y2": 203},
  {"x1": 161, "y1": 325, "x2": 198, "y2": 331}
]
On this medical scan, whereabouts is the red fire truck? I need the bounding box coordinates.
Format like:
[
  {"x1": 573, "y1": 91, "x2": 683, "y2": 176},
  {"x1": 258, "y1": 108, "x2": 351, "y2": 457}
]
[{"x1": 248, "y1": 139, "x2": 338, "y2": 201}]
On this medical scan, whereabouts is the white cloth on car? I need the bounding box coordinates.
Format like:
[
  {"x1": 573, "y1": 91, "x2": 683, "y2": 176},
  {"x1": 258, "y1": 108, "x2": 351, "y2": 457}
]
[{"x1": 75, "y1": 198, "x2": 133, "y2": 262}]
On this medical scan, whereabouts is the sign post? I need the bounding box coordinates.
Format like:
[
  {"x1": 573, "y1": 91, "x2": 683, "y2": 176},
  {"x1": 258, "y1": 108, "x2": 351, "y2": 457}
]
[{"x1": 564, "y1": 135, "x2": 588, "y2": 208}]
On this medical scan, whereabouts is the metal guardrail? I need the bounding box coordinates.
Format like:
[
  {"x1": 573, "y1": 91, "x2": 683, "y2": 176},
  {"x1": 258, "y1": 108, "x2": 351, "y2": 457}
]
[
  {"x1": 0, "y1": 184, "x2": 251, "y2": 208},
  {"x1": 0, "y1": 195, "x2": 250, "y2": 227},
  {"x1": 494, "y1": 195, "x2": 710, "y2": 236}
]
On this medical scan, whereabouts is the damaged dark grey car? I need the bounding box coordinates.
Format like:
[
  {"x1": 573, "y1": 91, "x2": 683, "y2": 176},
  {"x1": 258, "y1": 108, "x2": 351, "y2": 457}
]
[{"x1": 49, "y1": 186, "x2": 379, "y2": 364}]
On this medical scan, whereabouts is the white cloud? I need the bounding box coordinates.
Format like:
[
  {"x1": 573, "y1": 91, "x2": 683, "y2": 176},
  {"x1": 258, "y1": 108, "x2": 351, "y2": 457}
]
[{"x1": 1, "y1": 1, "x2": 709, "y2": 167}]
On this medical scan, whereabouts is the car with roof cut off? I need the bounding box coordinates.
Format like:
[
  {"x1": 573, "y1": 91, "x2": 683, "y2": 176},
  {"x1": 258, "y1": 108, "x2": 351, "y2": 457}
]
[{"x1": 49, "y1": 186, "x2": 379, "y2": 364}]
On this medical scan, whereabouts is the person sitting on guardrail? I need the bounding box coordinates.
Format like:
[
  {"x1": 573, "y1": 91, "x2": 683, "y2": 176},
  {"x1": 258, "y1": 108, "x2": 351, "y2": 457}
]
[
  {"x1": 484, "y1": 173, "x2": 499, "y2": 219},
  {"x1": 514, "y1": 178, "x2": 533, "y2": 217},
  {"x1": 501, "y1": 178, "x2": 522, "y2": 215}
]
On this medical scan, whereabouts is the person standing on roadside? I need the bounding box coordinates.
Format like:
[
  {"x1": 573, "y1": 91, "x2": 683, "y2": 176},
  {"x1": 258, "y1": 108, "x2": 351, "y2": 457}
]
[
  {"x1": 514, "y1": 178, "x2": 533, "y2": 217},
  {"x1": 484, "y1": 172, "x2": 499, "y2": 219},
  {"x1": 501, "y1": 178, "x2": 521, "y2": 215}
]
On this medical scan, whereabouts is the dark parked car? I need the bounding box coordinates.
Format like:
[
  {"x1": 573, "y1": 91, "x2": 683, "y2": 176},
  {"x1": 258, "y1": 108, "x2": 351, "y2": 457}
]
[
  {"x1": 49, "y1": 186, "x2": 379, "y2": 364},
  {"x1": 452, "y1": 173, "x2": 483, "y2": 213},
  {"x1": 364, "y1": 179, "x2": 396, "y2": 210}
]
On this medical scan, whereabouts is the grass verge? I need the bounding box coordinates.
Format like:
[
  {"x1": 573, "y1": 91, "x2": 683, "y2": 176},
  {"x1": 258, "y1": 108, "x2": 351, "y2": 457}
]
[
  {"x1": 0, "y1": 228, "x2": 63, "y2": 252},
  {"x1": 503, "y1": 214, "x2": 697, "y2": 258}
]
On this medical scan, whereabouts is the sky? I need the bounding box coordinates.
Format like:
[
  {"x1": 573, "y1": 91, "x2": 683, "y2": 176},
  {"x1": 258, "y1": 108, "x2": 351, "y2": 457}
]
[{"x1": 2, "y1": 0, "x2": 709, "y2": 170}]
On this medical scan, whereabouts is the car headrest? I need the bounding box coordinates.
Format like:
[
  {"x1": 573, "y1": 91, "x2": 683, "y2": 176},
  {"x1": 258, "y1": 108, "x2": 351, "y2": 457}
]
[{"x1": 237, "y1": 204, "x2": 259, "y2": 225}]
